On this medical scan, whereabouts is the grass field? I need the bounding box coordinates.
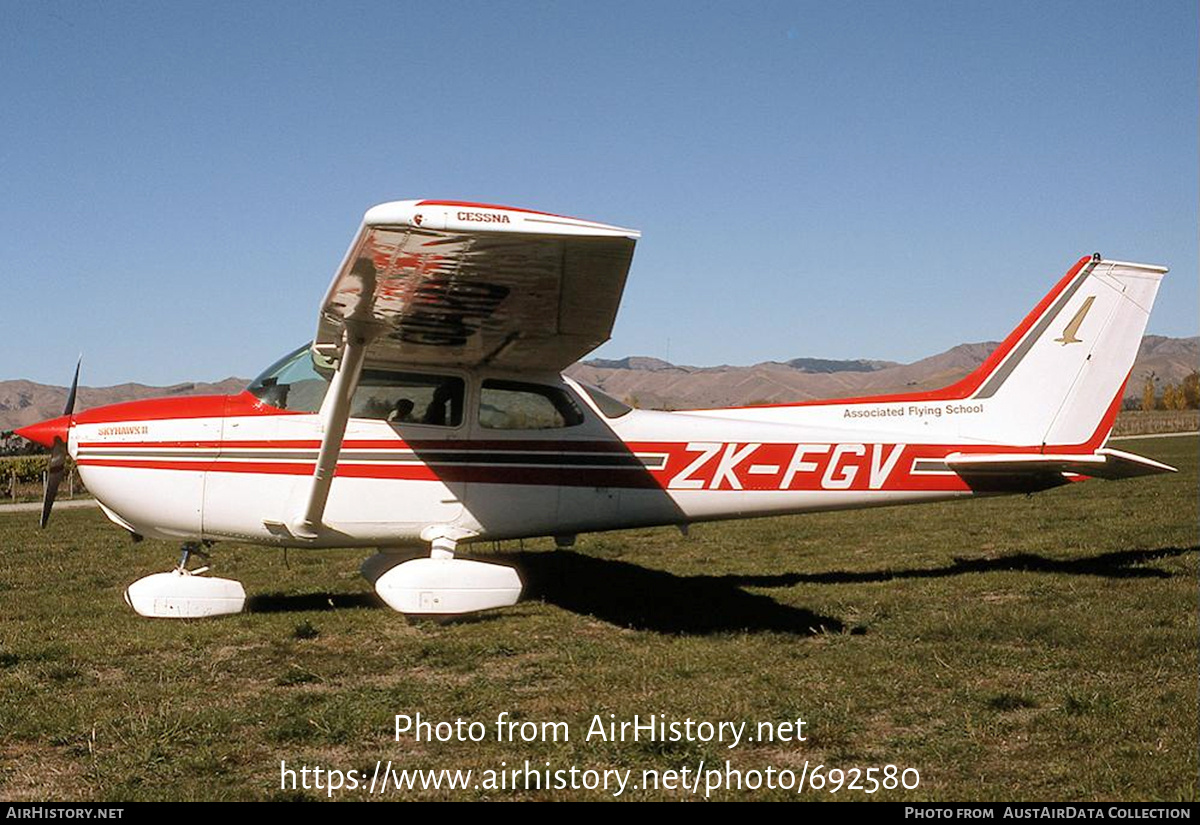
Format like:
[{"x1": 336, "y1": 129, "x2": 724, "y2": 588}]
[{"x1": 0, "y1": 437, "x2": 1195, "y2": 801}]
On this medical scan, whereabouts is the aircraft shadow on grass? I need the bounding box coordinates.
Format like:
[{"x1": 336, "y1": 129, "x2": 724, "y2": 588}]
[
  {"x1": 497, "y1": 550, "x2": 844, "y2": 636},
  {"x1": 246, "y1": 591, "x2": 381, "y2": 613},
  {"x1": 244, "y1": 544, "x2": 1195, "y2": 633},
  {"x1": 246, "y1": 550, "x2": 846, "y2": 636},
  {"x1": 717, "y1": 545, "x2": 1199, "y2": 587}
]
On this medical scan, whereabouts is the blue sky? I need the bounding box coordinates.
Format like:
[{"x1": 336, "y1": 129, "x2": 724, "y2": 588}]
[{"x1": 3, "y1": 1, "x2": 1196, "y2": 386}]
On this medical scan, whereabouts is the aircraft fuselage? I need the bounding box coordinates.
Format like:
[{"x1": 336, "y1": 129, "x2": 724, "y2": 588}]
[{"x1": 65, "y1": 370, "x2": 1114, "y2": 548}]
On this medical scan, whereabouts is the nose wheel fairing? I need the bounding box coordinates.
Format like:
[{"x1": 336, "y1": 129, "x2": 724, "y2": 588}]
[{"x1": 124, "y1": 543, "x2": 247, "y2": 618}]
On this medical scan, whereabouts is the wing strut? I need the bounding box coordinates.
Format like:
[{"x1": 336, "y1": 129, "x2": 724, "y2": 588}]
[{"x1": 291, "y1": 326, "x2": 372, "y2": 539}]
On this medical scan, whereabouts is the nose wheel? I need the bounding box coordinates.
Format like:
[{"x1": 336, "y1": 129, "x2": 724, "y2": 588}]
[{"x1": 125, "y1": 541, "x2": 246, "y2": 618}]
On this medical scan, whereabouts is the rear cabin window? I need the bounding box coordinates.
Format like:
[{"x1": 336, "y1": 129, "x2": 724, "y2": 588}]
[{"x1": 479, "y1": 380, "x2": 584, "y2": 430}]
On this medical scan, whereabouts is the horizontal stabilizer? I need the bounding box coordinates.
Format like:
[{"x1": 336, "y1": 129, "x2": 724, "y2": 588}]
[
  {"x1": 1084, "y1": 448, "x2": 1178, "y2": 479},
  {"x1": 946, "y1": 448, "x2": 1176, "y2": 492}
]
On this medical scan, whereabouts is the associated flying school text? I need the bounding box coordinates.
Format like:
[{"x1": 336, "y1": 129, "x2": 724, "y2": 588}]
[{"x1": 843, "y1": 403, "x2": 985, "y2": 419}]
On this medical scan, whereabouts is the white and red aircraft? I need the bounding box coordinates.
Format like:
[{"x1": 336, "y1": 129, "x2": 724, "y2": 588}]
[{"x1": 16, "y1": 200, "x2": 1175, "y2": 618}]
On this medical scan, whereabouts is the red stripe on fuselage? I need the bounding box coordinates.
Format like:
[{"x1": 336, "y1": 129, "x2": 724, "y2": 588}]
[
  {"x1": 76, "y1": 444, "x2": 969, "y2": 492},
  {"x1": 77, "y1": 438, "x2": 644, "y2": 452},
  {"x1": 76, "y1": 458, "x2": 665, "y2": 489}
]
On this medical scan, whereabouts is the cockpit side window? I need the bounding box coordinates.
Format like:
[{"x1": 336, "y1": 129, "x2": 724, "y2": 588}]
[{"x1": 351, "y1": 371, "x2": 465, "y2": 427}]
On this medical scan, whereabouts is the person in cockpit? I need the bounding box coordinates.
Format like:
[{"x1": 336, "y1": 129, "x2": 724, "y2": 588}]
[{"x1": 388, "y1": 398, "x2": 416, "y2": 423}]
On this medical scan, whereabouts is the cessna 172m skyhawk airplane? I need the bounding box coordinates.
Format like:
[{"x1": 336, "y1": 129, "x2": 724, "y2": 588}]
[{"x1": 15, "y1": 200, "x2": 1175, "y2": 618}]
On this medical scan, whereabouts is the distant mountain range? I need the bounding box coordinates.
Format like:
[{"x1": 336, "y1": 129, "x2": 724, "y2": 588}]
[
  {"x1": 567, "y1": 334, "x2": 1198, "y2": 410},
  {"x1": 1, "y1": 335, "x2": 1195, "y2": 431}
]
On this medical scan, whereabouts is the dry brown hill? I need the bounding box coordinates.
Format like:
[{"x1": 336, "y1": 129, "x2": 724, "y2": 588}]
[
  {"x1": 566, "y1": 336, "x2": 1198, "y2": 410},
  {"x1": 1, "y1": 336, "x2": 1195, "y2": 430}
]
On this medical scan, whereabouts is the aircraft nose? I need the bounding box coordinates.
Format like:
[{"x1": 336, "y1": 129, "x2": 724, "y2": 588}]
[{"x1": 14, "y1": 415, "x2": 72, "y2": 449}]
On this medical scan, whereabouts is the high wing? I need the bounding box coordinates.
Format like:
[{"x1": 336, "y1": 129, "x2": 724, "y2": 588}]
[{"x1": 314, "y1": 200, "x2": 640, "y2": 372}]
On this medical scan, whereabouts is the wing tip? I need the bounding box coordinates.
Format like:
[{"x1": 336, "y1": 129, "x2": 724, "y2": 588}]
[{"x1": 363, "y1": 200, "x2": 640, "y2": 238}]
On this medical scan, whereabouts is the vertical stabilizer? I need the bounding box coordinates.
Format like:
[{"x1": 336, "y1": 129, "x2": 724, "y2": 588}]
[{"x1": 957, "y1": 256, "x2": 1167, "y2": 450}]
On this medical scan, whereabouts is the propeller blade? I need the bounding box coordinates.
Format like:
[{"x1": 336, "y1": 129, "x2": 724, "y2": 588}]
[
  {"x1": 40, "y1": 439, "x2": 67, "y2": 529},
  {"x1": 63, "y1": 356, "x2": 81, "y2": 417},
  {"x1": 40, "y1": 358, "x2": 81, "y2": 529}
]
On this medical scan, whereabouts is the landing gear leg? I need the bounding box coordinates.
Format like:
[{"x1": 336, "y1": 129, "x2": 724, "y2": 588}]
[
  {"x1": 176, "y1": 541, "x2": 212, "y2": 574},
  {"x1": 125, "y1": 541, "x2": 246, "y2": 618}
]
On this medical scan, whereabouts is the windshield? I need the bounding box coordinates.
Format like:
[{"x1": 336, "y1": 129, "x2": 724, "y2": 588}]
[{"x1": 247, "y1": 343, "x2": 331, "y2": 412}]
